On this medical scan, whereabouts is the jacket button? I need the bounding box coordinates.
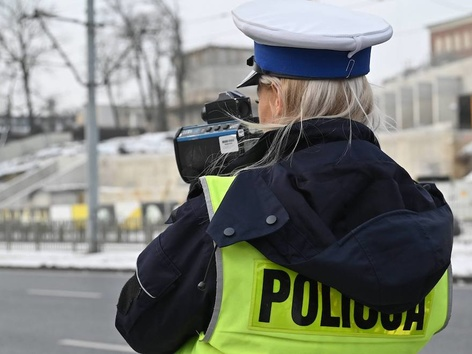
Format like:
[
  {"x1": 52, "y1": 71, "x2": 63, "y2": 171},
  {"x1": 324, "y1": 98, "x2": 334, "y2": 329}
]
[
  {"x1": 266, "y1": 215, "x2": 277, "y2": 225},
  {"x1": 223, "y1": 227, "x2": 235, "y2": 237}
]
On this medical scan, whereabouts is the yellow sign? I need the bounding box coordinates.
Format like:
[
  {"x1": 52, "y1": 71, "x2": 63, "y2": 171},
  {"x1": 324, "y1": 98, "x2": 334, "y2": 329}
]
[{"x1": 250, "y1": 261, "x2": 430, "y2": 337}]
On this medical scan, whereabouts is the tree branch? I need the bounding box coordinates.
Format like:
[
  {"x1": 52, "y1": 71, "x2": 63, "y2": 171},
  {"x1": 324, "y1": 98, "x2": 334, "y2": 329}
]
[{"x1": 35, "y1": 13, "x2": 86, "y2": 86}]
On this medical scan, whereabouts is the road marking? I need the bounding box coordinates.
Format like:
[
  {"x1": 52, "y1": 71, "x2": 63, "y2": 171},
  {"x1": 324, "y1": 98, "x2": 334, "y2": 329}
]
[
  {"x1": 7, "y1": 269, "x2": 133, "y2": 279},
  {"x1": 27, "y1": 288, "x2": 102, "y2": 299},
  {"x1": 59, "y1": 339, "x2": 134, "y2": 352}
]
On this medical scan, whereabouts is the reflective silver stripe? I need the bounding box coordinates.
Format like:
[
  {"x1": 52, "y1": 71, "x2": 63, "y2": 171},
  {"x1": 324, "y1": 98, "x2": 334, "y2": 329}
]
[
  {"x1": 135, "y1": 267, "x2": 156, "y2": 299},
  {"x1": 200, "y1": 177, "x2": 215, "y2": 220},
  {"x1": 200, "y1": 176, "x2": 224, "y2": 342},
  {"x1": 203, "y1": 246, "x2": 223, "y2": 342}
]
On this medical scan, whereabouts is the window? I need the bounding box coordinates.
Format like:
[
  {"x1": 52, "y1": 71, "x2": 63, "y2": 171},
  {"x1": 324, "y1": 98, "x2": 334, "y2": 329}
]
[
  {"x1": 454, "y1": 32, "x2": 462, "y2": 51},
  {"x1": 434, "y1": 37, "x2": 444, "y2": 54},
  {"x1": 445, "y1": 35, "x2": 453, "y2": 52},
  {"x1": 466, "y1": 31, "x2": 472, "y2": 49}
]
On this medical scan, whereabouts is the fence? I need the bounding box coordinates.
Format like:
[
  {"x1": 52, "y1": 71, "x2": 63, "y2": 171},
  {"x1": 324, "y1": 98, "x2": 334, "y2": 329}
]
[
  {"x1": 0, "y1": 218, "x2": 166, "y2": 251},
  {"x1": 1, "y1": 206, "x2": 471, "y2": 252}
]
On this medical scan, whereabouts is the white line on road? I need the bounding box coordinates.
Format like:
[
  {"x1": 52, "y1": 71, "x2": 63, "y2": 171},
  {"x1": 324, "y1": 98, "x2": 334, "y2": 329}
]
[
  {"x1": 27, "y1": 288, "x2": 102, "y2": 299},
  {"x1": 59, "y1": 339, "x2": 135, "y2": 353}
]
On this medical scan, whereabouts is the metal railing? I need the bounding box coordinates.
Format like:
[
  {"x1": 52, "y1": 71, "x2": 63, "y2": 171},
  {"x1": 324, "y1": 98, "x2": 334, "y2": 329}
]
[
  {"x1": 1, "y1": 214, "x2": 471, "y2": 252},
  {"x1": 0, "y1": 218, "x2": 166, "y2": 251}
]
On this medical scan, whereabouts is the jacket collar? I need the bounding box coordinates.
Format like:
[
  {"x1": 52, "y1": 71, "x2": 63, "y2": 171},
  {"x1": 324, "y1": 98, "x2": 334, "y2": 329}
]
[{"x1": 222, "y1": 118, "x2": 379, "y2": 173}]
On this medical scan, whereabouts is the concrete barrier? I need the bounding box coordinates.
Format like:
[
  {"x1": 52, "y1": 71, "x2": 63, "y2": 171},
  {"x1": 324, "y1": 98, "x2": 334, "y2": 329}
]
[
  {"x1": 0, "y1": 132, "x2": 72, "y2": 161},
  {"x1": 0, "y1": 161, "x2": 58, "y2": 208}
]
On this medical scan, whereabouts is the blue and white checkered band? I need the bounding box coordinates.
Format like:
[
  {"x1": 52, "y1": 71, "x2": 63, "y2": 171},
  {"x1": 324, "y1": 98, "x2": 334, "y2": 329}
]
[{"x1": 254, "y1": 42, "x2": 372, "y2": 79}]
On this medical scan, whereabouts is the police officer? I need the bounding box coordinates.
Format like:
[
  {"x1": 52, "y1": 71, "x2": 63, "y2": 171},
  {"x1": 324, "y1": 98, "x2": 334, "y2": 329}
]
[{"x1": 115, "y1": 1, "x2": 453, "y2": 353}]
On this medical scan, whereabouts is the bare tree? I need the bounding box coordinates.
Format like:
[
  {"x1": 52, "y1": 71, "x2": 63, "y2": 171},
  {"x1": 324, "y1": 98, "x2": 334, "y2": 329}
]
[
  {"x1": 95, "y1": 34, "x2": 136, "y2": 129},
  {"x1": 0, "y1": 0, "x2": 50, "y2": 132},
  {"x1": 0, "y1": 62, "x2": 18, "y2": 119},
  {"x1": 103, "y1": 1, "x2": 152, "y2": 128},
  {"x1": 104, "y1": 0, "x2": 184, "y2": 131},
  {"x1": 153, "y1": 0, "x2": 186, "y2": 125}
]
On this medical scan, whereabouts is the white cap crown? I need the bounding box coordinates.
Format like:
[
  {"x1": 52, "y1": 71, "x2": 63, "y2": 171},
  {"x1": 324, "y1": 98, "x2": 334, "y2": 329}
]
[
  {"x1": 232, "y1": 0, "x2": 393, "y2": 87},
  {"x1": 232, "y1": 0, "x2": 392, "y2": 57}
]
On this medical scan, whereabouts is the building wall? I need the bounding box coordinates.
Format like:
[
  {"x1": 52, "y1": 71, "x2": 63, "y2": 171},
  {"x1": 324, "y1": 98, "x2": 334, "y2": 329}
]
[
  {"x1": 377, "y1": 124, "x2": 472, "y2": 180},
  {"x1": 377, "y1": 126, "x2": 456, "y2": 179},
  {"x1": 376, "y1": 14, "x2": 472, "y2": 181},
  {"x1": 430, "y1": 15, "x2": 472, "y2": 66},
  {"x1": 99, "y1": 154, "x2": 189, "y2": 205},
  {"x1": 0, "y1": 132, "x2": 72, "y2": 162},
  {"x1": 76, "y1": 105, "x2": 151, "y2": 130},
  {"x1": 181, "y1": 46, "x2": 258, "y2": 127},
  {"x1": 23, "y1": 153, "x2": 190, "y2": 210},
  {"x1": 381, "y1": 14, "x2": 472, "y2": 131},
  {"x1": 378, "y1": 56, "x2": 472, "y2": 130},
  {"x1": 184, "y1": 46, "x2": 255, "y2": 104}
]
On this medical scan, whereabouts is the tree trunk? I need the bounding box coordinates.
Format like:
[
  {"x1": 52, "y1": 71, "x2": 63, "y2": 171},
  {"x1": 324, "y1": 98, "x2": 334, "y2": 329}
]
[
  {"x1": 141, "y1": 49, "x2": 159, "y2": 130},
  {"x1": 21, "y1": 62, "x2": 35, "y2": 132},
  {"x1": 155, "y1": 84, "x2": 168, "y2": 132},
  {"x1": 133, "y1": 50, "x2": 153, "y2": 128},
  {"x1": 105, "y1": 79, "x2": 121, "y2": 128},
  {"x1": 173, "y1": 20, "x2": 185, "y2": 125}
]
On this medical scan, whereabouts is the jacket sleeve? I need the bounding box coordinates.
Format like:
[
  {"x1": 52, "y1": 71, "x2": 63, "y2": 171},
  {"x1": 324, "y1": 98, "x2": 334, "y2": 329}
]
[{"x1": 115, "y1": 194, "x2": 216, "y2": 354}]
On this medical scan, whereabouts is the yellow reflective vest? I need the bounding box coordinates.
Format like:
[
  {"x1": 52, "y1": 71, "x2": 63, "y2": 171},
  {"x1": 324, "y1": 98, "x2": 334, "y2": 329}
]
[{"x1": 177, "y1": 175, "x2": 452, "y2": 354}]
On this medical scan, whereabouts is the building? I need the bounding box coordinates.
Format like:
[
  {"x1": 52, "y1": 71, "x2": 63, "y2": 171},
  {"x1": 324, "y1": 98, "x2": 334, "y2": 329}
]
[
  {"x1": 0, "y1": 114, "x2": 75, "y2": 140},
  {"x1": 75, "y1": 105, "x2": 149, "y2": 131},
  {"x1": 168, "y1": 45, "x2": 257, "y2": 128},
  {"x1": 430, "y1": 13, "x2": 472, "y2": 67},
  {"x1": 183, "y1": 45, "x2": 255, "y2": 104},
  {"x1": 377, "y1": 13, "x2": 472, "y2": 180},
  {"x1": 76, "y1": 45, "x2": 258, "y2": 133}
]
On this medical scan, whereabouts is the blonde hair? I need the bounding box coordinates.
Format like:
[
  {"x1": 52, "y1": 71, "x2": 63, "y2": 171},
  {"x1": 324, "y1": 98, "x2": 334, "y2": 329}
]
[
  {"x1": 258, "y1": 75, "x2": 379, "y2": 129},
  {"x1": 212, "y1": 75, "x2": 383, "y2": 175}
]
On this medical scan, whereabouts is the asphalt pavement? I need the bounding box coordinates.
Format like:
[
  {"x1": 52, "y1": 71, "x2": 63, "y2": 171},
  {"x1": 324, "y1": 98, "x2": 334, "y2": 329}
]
[
  {"x1": 420, "y1": 284, "x2": 472, "y2": 354},
  {"x1": 0, "y1": 269, "x2": 134, "y2": 354},
  {"x1": 0, "y1": 268, "x2": 471, "y2": 354}
]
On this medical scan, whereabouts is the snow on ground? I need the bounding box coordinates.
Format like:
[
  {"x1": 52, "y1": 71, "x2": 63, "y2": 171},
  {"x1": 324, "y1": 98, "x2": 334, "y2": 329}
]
[
  {"x1": 98, "y1": 131, "x2": 175, "y2": 155},
  {"x1": 0, "y1": 131, "x2": 175, "y2": 179},
  {"x1": 451, "y1": 222, "x2": 472, "y2": 279},
  {"x1": 0, "y1": 235, "x2": 471, "y2": 280},
  {"x1": 0, "y1": 243, "x2": 143, "y2": 272},
  {"x1": 451, "y1": 238, "x2": 472, "y2": 279}
]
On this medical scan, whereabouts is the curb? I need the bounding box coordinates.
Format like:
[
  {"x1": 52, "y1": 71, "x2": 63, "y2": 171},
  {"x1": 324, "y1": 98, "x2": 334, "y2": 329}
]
[
  {"x1": 0, "y1": 264, "x2": 471, "y2": 283},
  {"x1": 0, "y1": 264, "x2": 135, "y2": 272}
]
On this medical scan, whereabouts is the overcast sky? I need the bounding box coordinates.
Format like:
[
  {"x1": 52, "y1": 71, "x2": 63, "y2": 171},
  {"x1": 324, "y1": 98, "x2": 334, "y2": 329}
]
[{"x1": 38, "y1": 0, "x2": 472, "y2": 111}]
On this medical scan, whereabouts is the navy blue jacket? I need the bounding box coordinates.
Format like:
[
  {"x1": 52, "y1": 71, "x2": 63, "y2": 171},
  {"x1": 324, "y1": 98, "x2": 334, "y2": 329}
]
[{"x1": 115, "y1": 118, "x2": 453, "y2": 354}]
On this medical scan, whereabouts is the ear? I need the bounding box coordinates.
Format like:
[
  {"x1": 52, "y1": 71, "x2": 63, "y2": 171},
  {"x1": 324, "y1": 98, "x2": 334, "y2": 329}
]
[{"x1": 270, "y1": 85, "x2": 283, "y2": 117}]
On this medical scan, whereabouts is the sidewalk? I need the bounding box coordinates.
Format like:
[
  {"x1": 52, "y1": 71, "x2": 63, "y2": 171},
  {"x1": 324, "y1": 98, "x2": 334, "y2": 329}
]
[
  {"x1": 0, "y1": 243, "x2": 143, "y2": 272},
  {"x1": 450, "y1": 238, "x2": 472, "y2": 280},
  {"x1": 0, "y1": 239, "x2": 471, "y2": 280}
]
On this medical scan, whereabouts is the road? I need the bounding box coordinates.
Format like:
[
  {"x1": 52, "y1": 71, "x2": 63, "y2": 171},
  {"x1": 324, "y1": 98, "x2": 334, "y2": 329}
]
[
  {"x1": 0, "y1": 269, "x2": 134, "y2": 354},
  {"x1": 0, "y1": 269, "x2": 470, "y2": 353},
  {"x1": 421, "y1": 283, "x2": 472, "y2": 354}
]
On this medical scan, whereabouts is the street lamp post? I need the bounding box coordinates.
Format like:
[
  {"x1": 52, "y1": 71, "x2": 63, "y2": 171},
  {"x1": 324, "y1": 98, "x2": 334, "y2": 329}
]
[
  {"x1": 30, "y1": 2, "x2": 100, "y2": 253},
  {"x1": 86, "y1": 0, "x2": 99, "y2": 253}
]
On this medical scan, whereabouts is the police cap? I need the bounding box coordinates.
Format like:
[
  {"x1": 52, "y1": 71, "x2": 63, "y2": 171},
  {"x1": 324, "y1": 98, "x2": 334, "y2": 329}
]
[{"x1": 232, "y1": 0, "x2": 393, "y2": 87}]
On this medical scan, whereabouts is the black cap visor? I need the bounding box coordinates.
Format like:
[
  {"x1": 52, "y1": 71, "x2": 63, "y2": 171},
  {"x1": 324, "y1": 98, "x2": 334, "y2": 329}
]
[
  {"x1": 237, "y1": 69, "x2": 261, "y2": 88},
  {"x1": 236, "y1": 55, "x2": 318, "y2": 88},
  {"x1": 237, "y1": 55, "x2": 262, "y2": 88}
]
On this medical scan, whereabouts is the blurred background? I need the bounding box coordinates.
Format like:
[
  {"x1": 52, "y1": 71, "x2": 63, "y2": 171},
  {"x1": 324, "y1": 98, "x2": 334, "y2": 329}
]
[
  {"x1": 1, "y1": 1, "x2": 472, "y2": 353},
  {"x1": 1, "y1": 0, "x2": 472, "y2": 236}
]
